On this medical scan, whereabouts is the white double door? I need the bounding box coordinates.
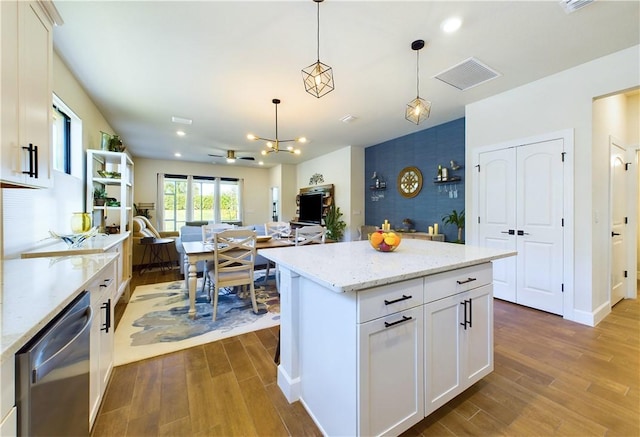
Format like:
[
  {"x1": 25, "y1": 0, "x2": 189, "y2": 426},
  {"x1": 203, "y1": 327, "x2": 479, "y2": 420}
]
[{"x1": 478, "y1": 139, "x2": 564, "y2": 315}]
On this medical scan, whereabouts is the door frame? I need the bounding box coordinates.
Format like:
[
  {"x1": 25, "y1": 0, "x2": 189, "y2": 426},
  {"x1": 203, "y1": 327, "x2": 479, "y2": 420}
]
[
  {"x1": 470, "y1": 129, "x2": 575, "y2": 321},
  {"x1": 608, "y1": 137, "x2": 638, "y2": 304}
]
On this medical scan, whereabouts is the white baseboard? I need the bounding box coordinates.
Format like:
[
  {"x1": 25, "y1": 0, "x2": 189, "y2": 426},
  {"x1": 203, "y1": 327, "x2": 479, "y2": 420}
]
[{"x1": 569, "y1": 301, "x2": 610, "y2": 327}]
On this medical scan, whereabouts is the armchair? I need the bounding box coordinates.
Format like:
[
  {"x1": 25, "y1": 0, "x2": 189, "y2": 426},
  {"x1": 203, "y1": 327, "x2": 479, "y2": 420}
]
[{"x1": 131, "y1": 216, "x2": 179, "y2": 267}]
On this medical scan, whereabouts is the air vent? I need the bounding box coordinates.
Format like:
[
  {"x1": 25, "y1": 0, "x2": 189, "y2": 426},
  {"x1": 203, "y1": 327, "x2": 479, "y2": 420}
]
[
  {"x1": 559, "y1": 0, "x2": 595, "y2": 14},
  {"x1": 434, "y1": 58, "x2": 501, "y2": 91}
]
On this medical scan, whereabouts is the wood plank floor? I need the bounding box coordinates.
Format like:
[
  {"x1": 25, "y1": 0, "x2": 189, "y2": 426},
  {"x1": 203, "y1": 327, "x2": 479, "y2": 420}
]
[{"x1": 97, "y1": 269, "x2": 639, "y2": 436}]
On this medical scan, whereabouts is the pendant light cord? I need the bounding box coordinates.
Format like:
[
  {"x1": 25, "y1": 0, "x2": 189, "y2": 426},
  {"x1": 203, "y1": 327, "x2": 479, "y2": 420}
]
[
  {"x1": 316, "y1": 1, "x2": 321, "y2": 61},
  {"x1": 416, "y1": 50, "x2": 420, "y2": 97},
  {"x1": 274, "y1": 102, "x2": 279, "y2": 146}
]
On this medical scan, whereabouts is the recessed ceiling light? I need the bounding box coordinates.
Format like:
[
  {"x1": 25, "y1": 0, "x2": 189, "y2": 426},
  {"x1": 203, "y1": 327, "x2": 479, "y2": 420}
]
[
  {"x1": 176, "y1": 130, "x2": 186, "y2": 136},
  {"x1": 441, "y1": 17, "x2": 462, "y2": 33},
  {"x1": 174, "y1": 152, "x2": 182, "y2": 157},
  {"x1": 171, "y1": 116, "x2": 192, "y2": 125}
]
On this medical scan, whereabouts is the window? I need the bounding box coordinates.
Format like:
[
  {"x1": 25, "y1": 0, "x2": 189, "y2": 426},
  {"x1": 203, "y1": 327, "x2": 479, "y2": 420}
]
[
  {"x1": 52, "y1": 94, "x2": 83, "y2": 177},
  {"x1": 52, "y1": 105, "x2": 70, "y2": 174},
  {"x1": 161, "y1": 174, "x2": 242, "y2": 231}
]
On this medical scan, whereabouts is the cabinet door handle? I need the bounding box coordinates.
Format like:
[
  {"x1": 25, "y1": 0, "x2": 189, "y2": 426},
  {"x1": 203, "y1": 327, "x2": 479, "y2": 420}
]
[
  {"x1": 384, "y1": 315, "x2": 412, "y2": 328},
  {"x1": 460, "y1": 300, "x2": 471, "y2": 330},
  {"x1": 611, "y1": 232, "x2": 620, "y2": 237},
  {"x1": 456, "y1": 277, "x2": 477, "y2": 285},
  {"x1": 33, "y1": 144, "x2": 38, "y2": 178},
  {"x1": 100, "y1": 278, "x2": 114, "y2": 288},
  {"x1": 100, "y1": 298, "x2": 111, "y2": 333},
  {"x1": 468, "y1": 298, "x2": 473, "y2": 328},
  {"x1": 22, "y1": 143, "x2": 36, "y2": 177},
  {"x1": 384, "y1": 294, "x2": 412, "y2": 305}
]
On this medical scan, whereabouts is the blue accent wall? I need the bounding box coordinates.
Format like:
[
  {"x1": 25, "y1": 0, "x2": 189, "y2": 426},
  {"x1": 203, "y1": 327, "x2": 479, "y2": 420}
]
[{"x1": 365, "y1": 118, "x2": 465, "y2": 243}]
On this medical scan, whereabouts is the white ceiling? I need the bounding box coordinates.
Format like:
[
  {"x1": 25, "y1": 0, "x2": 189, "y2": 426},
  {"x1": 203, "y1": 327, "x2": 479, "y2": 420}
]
[{"x1": 52, "y1": 1, "x2": 640, "y2": 168}]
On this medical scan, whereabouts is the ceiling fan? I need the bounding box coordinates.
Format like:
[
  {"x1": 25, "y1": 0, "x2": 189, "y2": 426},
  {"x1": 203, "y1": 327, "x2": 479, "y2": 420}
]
[{"x1": 208, "y1": 150, "x2": 255, "y2": 163}]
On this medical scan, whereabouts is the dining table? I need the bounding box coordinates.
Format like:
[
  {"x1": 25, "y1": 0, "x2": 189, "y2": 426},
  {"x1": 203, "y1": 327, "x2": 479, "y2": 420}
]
[{"x1": 182, "y1": 237, "x2": 297, "y2": 318}]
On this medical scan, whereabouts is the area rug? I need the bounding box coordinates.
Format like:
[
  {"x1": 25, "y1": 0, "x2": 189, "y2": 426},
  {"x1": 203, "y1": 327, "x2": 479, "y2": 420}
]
[{"x1": 114, "y1": 274, "x2": 279, "y2": 365}]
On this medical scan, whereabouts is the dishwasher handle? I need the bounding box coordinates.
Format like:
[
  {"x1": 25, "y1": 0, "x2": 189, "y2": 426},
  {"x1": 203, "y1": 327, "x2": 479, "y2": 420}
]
[{"x1": 32, "y1": 305, "x2": 93, "y2": 384}]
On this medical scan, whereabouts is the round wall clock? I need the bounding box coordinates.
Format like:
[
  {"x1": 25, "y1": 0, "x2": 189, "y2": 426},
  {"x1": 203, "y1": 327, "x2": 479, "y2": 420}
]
[{"x1": 397, "y1": 166, "x2": 423, "y2": 198}]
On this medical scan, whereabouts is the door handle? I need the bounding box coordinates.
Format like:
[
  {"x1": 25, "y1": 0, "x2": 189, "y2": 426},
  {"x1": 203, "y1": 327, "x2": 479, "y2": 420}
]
[
  {"x1": 611, "y1": 232, "x2": 620, "y2": 237},
  {"x1": 517, "y1": 230, "x2": 530, "y2": 236},
  {"x1": 500, "y1": 230, "x2": 515, "y2": 235}
]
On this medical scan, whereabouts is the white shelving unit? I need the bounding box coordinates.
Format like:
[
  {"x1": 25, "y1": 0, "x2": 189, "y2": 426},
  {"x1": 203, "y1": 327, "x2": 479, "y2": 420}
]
[
  {"x1": 86, "y1": 149, "x2": 134, "y2": 302},
  {"x1": 86, "y1": 150, "x2": 133, "y2": 234}
]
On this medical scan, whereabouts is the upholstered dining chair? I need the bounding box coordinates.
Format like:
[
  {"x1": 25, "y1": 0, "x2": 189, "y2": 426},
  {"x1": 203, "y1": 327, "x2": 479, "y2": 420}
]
[
  {"x1": 295, "y1": 225, "x2": 326, "y2": 246},
  {"x1": 206, "y1": 229, "x2": 258, "y2": 321},
  {"x1": 201, "y1": 223, "x2": 235, "y2": 293}
]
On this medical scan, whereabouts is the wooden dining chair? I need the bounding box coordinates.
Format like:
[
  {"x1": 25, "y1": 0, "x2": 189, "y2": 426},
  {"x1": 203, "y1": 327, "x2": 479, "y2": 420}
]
[
  {"x1": 263, "y1": 221, "x2": 291, "y2": 282},
  {"x1": 201, "y1": 223, "x2": 234, "y2": 293},
  {"x1": 295, "y1": 225, "x2": 326, "y2": 246},
  {"x1": 206, "y1": 229, "x2": 258, "y2": 321}
]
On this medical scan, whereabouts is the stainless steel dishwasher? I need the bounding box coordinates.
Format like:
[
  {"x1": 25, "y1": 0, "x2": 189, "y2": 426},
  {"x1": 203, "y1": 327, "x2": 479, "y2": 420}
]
[{"x1": 16, "y1": 290, "x2": 93, "y2": 436}]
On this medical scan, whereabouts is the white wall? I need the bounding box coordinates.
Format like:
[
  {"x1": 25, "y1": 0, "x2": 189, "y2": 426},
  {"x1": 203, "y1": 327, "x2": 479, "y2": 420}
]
[
  {"x1": 465, "y1": 45, "x2": 640, "y2": 322},
  {"x1": 268, "y1": 164, "x2": 298, "y2": 222},
  {"x1": 2, "y1": 52, "x2": 115, "y2": 258},
  {"x1": 296, "y1": 146, "x2": 365, "y2": 241},
  {"x1": 133, "y1": 158, "x2": 273, "y2": 228}
]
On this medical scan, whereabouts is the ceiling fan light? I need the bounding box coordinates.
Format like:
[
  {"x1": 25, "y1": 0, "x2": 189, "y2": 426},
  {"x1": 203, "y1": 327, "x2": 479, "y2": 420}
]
[
  {"x1": 261, "y1": 150, "x2": 267, "y2": 156},
  {"x1": 247, "y1": 134, "x2": 257, "y2": 140},
  {"x1": 405, "y1": 97, "x2": 431, "y2": 125},
  {"x1": 297, "y1": 137, "x2": 307, "y2": 143},
  {"x1": 226, "y1": 158, "x2": 236, "y2": 163},
  {"x1": 294, "y1": 149, "x2": 301, "y2": 155},
  {"x1": 302, "y1": 61, "x2": 335, "y2": 98}
]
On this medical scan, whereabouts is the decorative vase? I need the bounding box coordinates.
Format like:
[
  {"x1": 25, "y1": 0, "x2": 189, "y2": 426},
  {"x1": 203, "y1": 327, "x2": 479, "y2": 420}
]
[{"x1": 71, "y1": 212, "x2": 92, "y2": 233}]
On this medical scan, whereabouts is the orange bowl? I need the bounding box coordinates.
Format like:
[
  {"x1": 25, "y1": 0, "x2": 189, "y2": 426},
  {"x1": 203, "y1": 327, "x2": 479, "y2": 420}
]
[{"x1": 368, "y1": 231, "x2": 402, "y2": 252}]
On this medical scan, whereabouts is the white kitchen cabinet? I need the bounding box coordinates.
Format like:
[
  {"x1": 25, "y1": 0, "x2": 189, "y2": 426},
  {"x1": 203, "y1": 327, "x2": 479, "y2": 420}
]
[
  {"x1": 424, "y1": 265, "x2": 493, "y2": 415},
  {"x1": 358, "y1": 306, "x2": 424, "y2": 436},
  {"x1": 89, "y1": 262, "x2": 116, "y2": 428},
  {"x1": 1, "y1": 1, "x2": 59, "y2": 188}
]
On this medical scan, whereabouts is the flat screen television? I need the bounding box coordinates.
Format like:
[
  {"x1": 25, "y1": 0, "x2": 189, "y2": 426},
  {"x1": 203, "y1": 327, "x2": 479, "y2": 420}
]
[{"x1": 298, "y1": 192, "x2": 323, "y2": 224}]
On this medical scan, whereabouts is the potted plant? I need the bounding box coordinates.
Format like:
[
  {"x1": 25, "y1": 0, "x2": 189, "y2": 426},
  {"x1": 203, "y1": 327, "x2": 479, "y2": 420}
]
[
  {"x1": 93, "y1": 187, "x2": 107, "y2": 206},
  {"x1": 324, "y1": 203, "x2": 346, "y2": 241},
  {"x1": 442, "y1": 209, "x2": 465, "y2": 243}
]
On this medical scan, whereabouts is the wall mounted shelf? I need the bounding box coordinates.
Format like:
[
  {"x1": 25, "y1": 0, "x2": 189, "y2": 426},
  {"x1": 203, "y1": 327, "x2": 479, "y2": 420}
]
[{"x1": 433, "y1": 176, "x2": 461, "y2": 184}]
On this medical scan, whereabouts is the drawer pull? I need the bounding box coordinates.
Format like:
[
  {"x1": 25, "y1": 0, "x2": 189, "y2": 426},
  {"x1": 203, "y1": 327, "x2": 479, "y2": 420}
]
[
  {"x1": 456, "y1": 277, "x2": 477, "y2": 285},
  {"x1": 384, "y1": 315, "x2": 412, "y2": 328},
  {"x1": 384, "y1": 294, "x2": 412, "y2": 305}
]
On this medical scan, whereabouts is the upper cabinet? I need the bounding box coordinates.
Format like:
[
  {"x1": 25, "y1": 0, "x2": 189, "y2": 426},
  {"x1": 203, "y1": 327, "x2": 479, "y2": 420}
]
[{"x1": 1, "y1": 1, "x2": 61, "y2": 188}]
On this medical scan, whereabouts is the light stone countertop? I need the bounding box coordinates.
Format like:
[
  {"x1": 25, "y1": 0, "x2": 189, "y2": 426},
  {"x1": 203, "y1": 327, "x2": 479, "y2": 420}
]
[
  {"x1": 1, "y1": 253, "x2": 118, "y2": 363},
  {"x1": 259, "y1": 239, "x2": 516, "y2": 293},
  {"x1": 21, "y1": 232, "x2": 129, "y2": 258}
]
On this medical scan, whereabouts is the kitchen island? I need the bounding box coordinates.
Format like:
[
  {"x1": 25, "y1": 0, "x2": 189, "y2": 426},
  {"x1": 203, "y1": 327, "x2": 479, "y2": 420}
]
[{"x1": 259, "y1": 239, "x2": 516, "y2": 437}]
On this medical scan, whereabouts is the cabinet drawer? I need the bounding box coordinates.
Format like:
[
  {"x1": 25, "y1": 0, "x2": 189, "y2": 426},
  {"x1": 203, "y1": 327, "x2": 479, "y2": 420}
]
[
  {"x1": 424, "y1": 263, "x2": 492, "y2": 304},
  {"x1": 357, "y1": 278, "x2": 423, "y2": 323}
]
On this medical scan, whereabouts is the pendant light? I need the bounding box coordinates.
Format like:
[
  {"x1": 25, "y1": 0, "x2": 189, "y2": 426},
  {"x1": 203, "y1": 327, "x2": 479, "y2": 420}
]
[
  {"x1": 301, "y1": 0, "x2": 334, "y2": 98},
  {"x1": 247, "y1": 99, "x2": 306, "y2": 156},
  {"x1": 405, "y1": 39, "x2": 431, "y2": 125}
]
